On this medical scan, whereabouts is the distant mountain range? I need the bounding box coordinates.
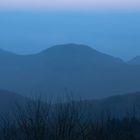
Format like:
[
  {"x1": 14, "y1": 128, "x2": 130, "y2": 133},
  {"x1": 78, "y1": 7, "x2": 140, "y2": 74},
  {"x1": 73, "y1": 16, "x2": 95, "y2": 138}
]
[{"x1": 1, "y1": 44, "x2": 140, "y2": 100}]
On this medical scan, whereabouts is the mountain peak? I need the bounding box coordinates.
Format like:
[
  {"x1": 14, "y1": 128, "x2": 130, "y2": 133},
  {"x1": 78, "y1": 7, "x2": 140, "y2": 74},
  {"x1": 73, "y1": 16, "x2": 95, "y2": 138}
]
[
  {"x1": 39, "y1": 44, "x2": 123, "y2": 64},
  {"x1": 41, "y1": 43, "x2": 96, "y2": 54}
]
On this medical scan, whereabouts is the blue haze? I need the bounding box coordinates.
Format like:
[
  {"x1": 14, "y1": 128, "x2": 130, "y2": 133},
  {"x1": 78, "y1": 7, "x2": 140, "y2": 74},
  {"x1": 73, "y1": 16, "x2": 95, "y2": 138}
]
[{"x1": 0, "y1": 11, "x2": 140, "y2": 60}]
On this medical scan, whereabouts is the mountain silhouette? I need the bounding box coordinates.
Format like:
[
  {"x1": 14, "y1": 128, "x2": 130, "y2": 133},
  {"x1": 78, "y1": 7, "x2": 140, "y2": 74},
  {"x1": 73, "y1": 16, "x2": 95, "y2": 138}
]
[{"x1": 0, "y1": 44, "x2": 140, "y2": 99}]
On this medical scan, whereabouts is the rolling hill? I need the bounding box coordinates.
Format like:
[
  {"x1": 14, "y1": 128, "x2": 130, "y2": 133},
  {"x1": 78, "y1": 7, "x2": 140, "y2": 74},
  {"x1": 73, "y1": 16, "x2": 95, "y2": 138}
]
[{"x1": 0, "y1": 44, "x2": 140, "y2": 99}]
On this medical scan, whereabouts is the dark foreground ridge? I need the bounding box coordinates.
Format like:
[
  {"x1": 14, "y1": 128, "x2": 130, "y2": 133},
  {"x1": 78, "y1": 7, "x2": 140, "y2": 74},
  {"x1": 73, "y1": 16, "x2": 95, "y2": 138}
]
[
  {"x1": 0, "y1": 91, "x2": 140, "y2": 139},
  {"x1": 0, "y1": 94, "x2": 140, "y2": 140}
]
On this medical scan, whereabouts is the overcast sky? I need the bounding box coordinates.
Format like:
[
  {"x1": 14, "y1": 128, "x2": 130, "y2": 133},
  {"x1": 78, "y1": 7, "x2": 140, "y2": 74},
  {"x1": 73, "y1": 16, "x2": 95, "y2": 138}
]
[{"x1": 0, "y1": 0, "x2": 140, "y2": 10}]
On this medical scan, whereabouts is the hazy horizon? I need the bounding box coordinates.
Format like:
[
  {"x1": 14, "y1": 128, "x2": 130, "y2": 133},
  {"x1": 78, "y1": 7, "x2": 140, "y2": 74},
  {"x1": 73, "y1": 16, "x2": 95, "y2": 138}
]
[
  {"x1": 0, "y1": 0, "x2": 140, "y2": 60},
  {"x1": 0, "y1": 10, "x2": 140, "y2": 60}
]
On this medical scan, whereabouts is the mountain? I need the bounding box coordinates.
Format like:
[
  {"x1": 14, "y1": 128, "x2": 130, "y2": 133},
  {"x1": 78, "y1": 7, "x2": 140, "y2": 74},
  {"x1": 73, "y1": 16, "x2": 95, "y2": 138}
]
[
  {"x1": 128, "y1": 56, "x2": 140, "y2": 65},
  {"x1": 1, "y1": 44, "x2": 140, "y2": 99}
]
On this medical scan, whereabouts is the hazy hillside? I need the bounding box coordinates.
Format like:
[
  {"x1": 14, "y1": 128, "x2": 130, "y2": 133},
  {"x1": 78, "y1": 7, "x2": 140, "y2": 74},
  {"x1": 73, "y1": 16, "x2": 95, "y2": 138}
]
[
  {"x1": 0, "y1": 90, "x2": 28, "y2": 114},
  {"x1": 128, "y1": 56, "x2": 140, "y2": 65},
  {"x1": 1, "y1": 44, "x2": 140, "y2": 99},
  {"x1": 81, "y1": 92, "x2": 140, "y2": 118}
]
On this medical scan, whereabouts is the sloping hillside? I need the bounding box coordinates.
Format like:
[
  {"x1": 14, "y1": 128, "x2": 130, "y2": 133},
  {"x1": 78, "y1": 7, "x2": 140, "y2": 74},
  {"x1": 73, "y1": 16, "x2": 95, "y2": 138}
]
[{"x1": 0, "y1": 44, "x2": 140, "y2": 99}]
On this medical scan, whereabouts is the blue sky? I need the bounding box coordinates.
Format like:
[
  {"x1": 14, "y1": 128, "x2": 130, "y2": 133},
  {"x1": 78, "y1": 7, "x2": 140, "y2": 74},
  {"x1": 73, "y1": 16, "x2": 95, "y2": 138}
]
[
  {"x1": 0, "y1": 1, "x2": 140, "y2": 60},
  {"x1": 0, "y1": 11, "x2": 140, "y2": 60}
]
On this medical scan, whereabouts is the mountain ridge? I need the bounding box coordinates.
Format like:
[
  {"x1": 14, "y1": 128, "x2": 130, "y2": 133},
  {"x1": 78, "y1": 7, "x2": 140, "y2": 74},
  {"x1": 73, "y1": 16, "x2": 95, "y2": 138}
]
[
  {"x1": 0, "y1": 44, "x2": 140, "y2": 100},
  {"x1": 0, "y1": 44, "x2": 124, "y2": 62}
]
